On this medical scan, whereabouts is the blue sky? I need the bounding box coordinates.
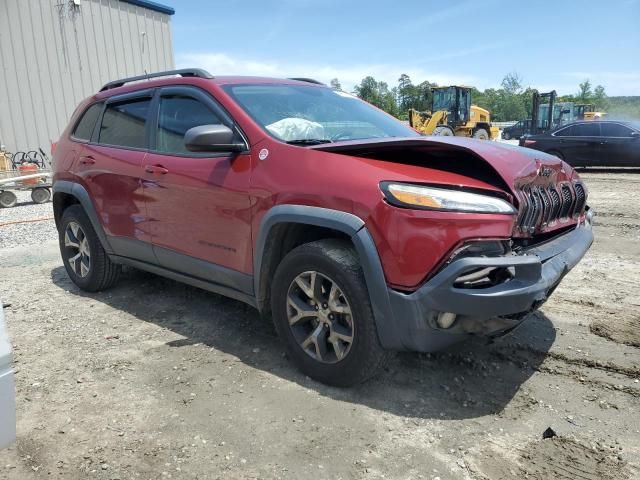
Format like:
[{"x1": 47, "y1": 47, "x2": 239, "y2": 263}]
[{"x1": 171, "y1": 0, "x2": 640, "y2": 96}]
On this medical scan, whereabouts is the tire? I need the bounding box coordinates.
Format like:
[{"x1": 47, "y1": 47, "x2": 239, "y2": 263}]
[
  {"x1": 30, "y1": 187, "x2": 51, "y2": 204},
  {"x1": 473, "y1": 128, "x2": 489, "y2": 140},
  {"x1": 546, "y1": 150, "x2": 564, "y2": 161},
  {"x1": 0, "y1": 191, "x2": 17, "y2": 208},
  {"x1": 502, "y1": 132, "x2": 511, "y2": 140},
  {"x1": 432, "y1": 125, "x2": 454, "y2": 136},
  {"x1": 271, "y1": 239, "x2": 390, "y2": 387},
  {"x1": 59, "y1": 204, "x2": 120, "y2": 292}
]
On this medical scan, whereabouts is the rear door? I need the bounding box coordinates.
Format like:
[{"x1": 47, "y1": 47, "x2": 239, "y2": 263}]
[
  {"x1": 143, "y1": 86, "x2": 253, "y2": 279},
  {"x1": 79, "y1": 90, "x2": 154, "y2": 261},
  {"x1": 600, "y1": 123, "x2": 639, "y2": 166}
]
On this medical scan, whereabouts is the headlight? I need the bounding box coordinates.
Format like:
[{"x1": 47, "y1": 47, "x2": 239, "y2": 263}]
[{"x1": 381, "y1": 182, "x2": 516, "y2": 214}]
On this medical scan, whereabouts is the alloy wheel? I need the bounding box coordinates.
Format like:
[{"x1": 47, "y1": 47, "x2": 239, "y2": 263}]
[
  {"x1": 286, "y1": 271, "x2": 354, "y2": 363},
  {"x1": 64, "y1": 221, "x2": 91, "y2": 277}
]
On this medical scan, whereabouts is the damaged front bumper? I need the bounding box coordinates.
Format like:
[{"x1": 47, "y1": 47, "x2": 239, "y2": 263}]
[{"x1": 387, "y1": 210, "x2": 594, "y2": 352}]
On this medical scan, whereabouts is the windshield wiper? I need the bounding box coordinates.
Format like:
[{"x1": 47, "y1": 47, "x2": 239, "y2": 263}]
[{"x1": 285, "y1": 138, "x2": 333, "y2": 145}]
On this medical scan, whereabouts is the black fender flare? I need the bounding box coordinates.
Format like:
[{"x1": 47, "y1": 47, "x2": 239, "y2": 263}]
[
  {"x1": 52, "y1": 180, "x2": 114, "y2": 254},
  {"x1": 254, "y1": 205, "x2": 403, "y2": 350}
]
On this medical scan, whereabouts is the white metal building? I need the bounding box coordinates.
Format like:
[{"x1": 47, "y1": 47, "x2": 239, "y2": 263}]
[{"x1": 0, "y1": 0, "x2": 175, "y2": 154}]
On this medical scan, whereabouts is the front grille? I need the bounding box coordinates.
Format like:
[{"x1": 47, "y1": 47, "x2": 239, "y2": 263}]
[{"x1": 516, "y1": 181, "x2": 586, "y2": 234}]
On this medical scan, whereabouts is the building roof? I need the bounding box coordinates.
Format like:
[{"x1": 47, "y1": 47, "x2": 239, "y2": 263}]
[{"x1": 120, "y1": 0, "x2": 174, "y2": 15}]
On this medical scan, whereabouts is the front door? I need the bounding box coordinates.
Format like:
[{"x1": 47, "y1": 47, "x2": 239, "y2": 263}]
[{"x1": 142, "y1": 86, "x2": 253, "y2": 280}]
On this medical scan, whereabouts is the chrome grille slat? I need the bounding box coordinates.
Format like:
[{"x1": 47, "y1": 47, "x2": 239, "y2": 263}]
[{"x1": 516, "y1": 181, "x2": 586, "y2": 234}]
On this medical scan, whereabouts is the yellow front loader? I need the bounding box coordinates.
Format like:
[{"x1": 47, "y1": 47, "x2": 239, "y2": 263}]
[
  {"x1": 576, "y1": 104, "x2": 607, "y2": 121},
  {"x1": 409, "y1": 86, "x2": 499, "y2": 140}
]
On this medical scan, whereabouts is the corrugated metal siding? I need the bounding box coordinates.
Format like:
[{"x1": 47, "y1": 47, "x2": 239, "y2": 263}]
[{"x1": 0, "y1": 0, "x2": 174, "y2": 154}]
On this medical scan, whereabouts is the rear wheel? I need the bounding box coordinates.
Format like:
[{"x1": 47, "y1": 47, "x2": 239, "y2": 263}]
[
  {"x1": 59, "y1": 205, "x2": 120, "y2": 292},
  {"x1": 432, "y1": 125, "x2": 455, "y2": 136},
  {"x1": 31, "y1": 187, "x2": 51, "y2": 204},
  {"x1": 271, "y1": 239, "x2": 389, "y2": 386},
  {"x1": 473, "y1": 128, "x2": 489, "y2": 140},
  {"x1": 0, "y1": 191, "x2": 17, "y2": 208}
]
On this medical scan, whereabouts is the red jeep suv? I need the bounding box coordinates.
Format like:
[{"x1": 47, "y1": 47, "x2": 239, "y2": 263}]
[{"x1": 52, "y1": 69, "x2": 593, "y2": 386}]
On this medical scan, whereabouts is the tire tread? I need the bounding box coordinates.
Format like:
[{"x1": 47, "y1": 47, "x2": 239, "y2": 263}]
[
  {"x1": 60, "y1": 205, "x2": 120, "y2": 292},
  {"x1": 271, "y1": 238, "x2": 390, "y2": 386}
]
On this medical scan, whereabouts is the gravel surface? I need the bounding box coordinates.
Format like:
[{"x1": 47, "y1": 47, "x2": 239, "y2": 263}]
[
  {"x1": 0, "y1": 191, "x2": 55, "y2": 249},
  {"x1": 0, "y1": 171, "x2": 638, "y2": 479}
]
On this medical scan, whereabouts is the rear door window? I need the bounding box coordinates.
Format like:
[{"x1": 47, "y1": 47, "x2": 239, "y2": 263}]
[
  {"x1": 98, "y1": 98, "x2": 151, "y2": 149},
  {"x1": 72, "y1": 103, "x2": 103, "y2": 141},
  {"x1": 601, "y1": 123, "x2": 634, "y2": 137},
  {"x1": 156, "y1": 95, "x2": 223, "y2": 154}
]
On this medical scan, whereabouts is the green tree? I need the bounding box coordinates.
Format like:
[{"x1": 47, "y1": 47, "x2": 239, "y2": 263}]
[
  {"x1": 414, "y1": 80, "x2": 434, "y2": 111},
  {"x1": 397, "y1": 73, "x2": 414, "y2": 112},
  {"x1": 578, "y1": 80, "x2": 593, "y2": 103},
  {"x1": 593, "y1": 84, "x2": 608, "y2": 110},
  {"x1": 354, "y1": 77, "x2": 399, "y2": 116},
  {"x1": 330, "y1": 78, "x2": 342, "y2": 90},
  {"x1": 501, "y1": 72, "x2": 523, "y2": 95},
  {"x1": 354, "y1": 76, "x2": 380, "y2": 105}
]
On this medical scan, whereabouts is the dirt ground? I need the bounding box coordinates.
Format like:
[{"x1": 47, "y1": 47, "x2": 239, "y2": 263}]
[{"x1": 0, "y1": 169, "x2": 639, "y2": 480}]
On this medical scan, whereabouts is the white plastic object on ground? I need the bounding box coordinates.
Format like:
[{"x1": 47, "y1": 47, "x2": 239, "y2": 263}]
[
  {"x1": 0, "y1": 301, "x2": 16, "y2": 449},
  {"x1": 266, "y1": 117, "x2": 326, "y2": 142}
]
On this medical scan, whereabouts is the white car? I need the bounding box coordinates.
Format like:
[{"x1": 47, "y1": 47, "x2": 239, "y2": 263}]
[{"x1": 0, "y1": 301, "x2": 15, "y2": 448}]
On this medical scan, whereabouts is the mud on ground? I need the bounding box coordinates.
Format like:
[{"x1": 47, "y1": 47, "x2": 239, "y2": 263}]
[{"x1": 0, "y1": 169, "x2": 638, "y2": 479}]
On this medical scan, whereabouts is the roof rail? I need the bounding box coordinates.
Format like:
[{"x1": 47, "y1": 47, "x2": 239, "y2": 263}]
[
  {"x1": 100, "y1": 68, "x2": 214, "y2": 91},
  {"x1": 288, "y1": 77, "x2": 325, "y2": 86}
]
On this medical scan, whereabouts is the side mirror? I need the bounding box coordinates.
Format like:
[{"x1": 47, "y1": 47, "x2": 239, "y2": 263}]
[
  {"x1": 630, "y1": 131, "x2": 640, "y2": 139},
  {"x1": 184, "y1": 124, "x2": 246, "y2": 153}
]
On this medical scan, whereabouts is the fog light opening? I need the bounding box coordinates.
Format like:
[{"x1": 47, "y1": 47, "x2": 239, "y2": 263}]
[{"x1": 437, "y1": 312, "x2": 457, "y2": 329}]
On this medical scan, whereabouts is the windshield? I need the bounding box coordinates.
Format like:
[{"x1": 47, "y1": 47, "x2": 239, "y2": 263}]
[
  {"x1": 223, "y1": 84, "x2": 418, "y2": 143},
  {"x1": 432, "y1": 88, "x2": 455, "y2": 111}
]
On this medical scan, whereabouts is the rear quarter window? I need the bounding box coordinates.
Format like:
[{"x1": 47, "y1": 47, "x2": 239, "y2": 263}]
[{"x1": 72, "y1": 103, "x2": 103, "y2": 141}]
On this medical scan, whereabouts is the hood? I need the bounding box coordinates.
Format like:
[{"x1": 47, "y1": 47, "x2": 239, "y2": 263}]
[
  {"x1": 312, "y1": 136, "x2": 585, "y2": 238},
  {"x1": 311, "y1": 136, "x2": 575, "y2": 194}
]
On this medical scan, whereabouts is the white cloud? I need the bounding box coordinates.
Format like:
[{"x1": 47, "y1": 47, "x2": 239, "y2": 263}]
[
  {"x1": 177, "y1": 52, "x2": 478, "y2": 92},
  {"x1": 559, "y1": 72, "x2": 640, "y2": 96}
]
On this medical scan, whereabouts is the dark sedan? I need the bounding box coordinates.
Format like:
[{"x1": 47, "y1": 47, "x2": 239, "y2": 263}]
[{"x1": 519, "y1": 120, "x2": 640, "y2": 167}]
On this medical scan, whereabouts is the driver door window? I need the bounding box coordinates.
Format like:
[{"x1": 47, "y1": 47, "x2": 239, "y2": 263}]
[{"x1": 157, "y1": 95, "x2": 223, "y2": 154}]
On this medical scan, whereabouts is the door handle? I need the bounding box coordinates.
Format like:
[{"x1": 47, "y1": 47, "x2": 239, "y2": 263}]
[
  {"x1": 145, "y1": 164, "x2": 169, "y2": 174},
  {"x1": 79, "y1": 155, "x2": 95, "y2": 165}
]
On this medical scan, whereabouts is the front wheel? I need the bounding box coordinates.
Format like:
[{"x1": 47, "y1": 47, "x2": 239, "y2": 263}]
[
  {"x1": 473, "y1": 128, "x2": 489, "y2": 140},
  {"x1": 432, "y1": 125, "x2": 455, "y2": 136},
  {"x1": 502, "y1": 132, "x2": 511, "y2": 140},
  {"x1": 59, "y1": 205, "x2": 121, "y2": 292},
  {"x1": 271, "y1": 239, "x2": 389, "y2": 386}
]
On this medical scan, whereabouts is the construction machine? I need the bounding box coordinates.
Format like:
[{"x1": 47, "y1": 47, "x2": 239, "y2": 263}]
[
  {"x1": 575, "y1": 104, "x2": 606, "y2": 120},
  {"x1": 408, "y1": 86, "x2": 499, "y2": 140},
  {"x1": 527, "y1": 92, "x2": 608, "y2": 135}
]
